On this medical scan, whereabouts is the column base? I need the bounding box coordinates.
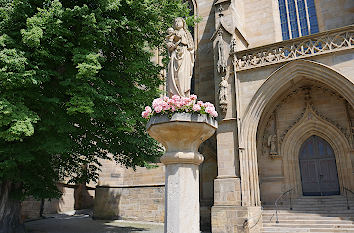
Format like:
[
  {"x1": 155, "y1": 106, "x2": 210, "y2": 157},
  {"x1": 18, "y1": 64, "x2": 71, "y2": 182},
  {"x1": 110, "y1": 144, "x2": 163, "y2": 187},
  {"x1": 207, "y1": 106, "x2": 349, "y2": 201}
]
[
  {"x1": 214, "y1": 177, "x2": 241, "y2": 206},
  {"x1": 211, "y1": 206, "x2": 262, "y2": 233}
]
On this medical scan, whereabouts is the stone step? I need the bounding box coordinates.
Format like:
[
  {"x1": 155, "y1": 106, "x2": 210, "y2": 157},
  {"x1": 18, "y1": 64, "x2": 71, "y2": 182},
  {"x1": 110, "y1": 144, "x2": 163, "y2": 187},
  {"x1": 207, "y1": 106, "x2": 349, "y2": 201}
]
[
  {"x1": 263, "y1": 211, "x2": 354, "y2": 215},
  {"x1": 262, "y1": 197, "x2": 354, "y2": 232},
  {"x1": 290, "y1": 202, "x2": 354, "y2": 205},
  {"x1": 263, "y1": 207, "x2": 354, "y2": 211},
  {"x1": 264, "y1": 209, "x2": 354, "y2": 213},
  {"x1": 266, "y1": 198, "x2": 353, "y2": 202},
  {"x1": 262, "y1": 228, "x2": 354, "y2": 232},
  {"x1": 263, "y1": 219, "x2": 354, "y2": 224},
  {"x1": 277, "y1": 199, "x2": 353, "y2": 203},
  {"x1": 263, "y1": 215, "x2": 354, "y2": 220},
  {"x1": 264, "y1": 208, "x2": 354, "y2": 212},
  {"x1": 264, "y1": 203, "x2": 354, "y2": 207},
  {"x1": 263, "y1": 223, "x2": 354, "y2": 228}
]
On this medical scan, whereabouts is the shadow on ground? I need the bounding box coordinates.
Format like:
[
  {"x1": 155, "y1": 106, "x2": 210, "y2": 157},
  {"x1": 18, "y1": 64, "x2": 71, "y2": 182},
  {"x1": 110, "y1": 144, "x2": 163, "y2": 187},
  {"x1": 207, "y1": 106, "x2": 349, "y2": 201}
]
[{"x1": 25, "y1": 214, "x2": 163, "y2": 233}]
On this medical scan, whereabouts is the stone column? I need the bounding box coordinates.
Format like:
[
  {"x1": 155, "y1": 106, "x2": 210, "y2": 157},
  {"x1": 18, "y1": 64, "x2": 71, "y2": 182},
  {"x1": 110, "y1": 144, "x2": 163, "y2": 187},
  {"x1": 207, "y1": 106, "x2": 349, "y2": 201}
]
[
  {"x1": 147, "y1": 113, "x2": 217, "y2": 233},
  {"x1": 211, "y1": 1, "x2": 262, "y2": 232}
]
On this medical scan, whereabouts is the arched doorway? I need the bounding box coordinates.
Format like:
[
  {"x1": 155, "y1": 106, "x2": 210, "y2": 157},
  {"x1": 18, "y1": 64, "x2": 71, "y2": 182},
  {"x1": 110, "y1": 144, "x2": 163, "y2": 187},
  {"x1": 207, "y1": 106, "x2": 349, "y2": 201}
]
[
  {"x1": 241, "y1": 59, "x2": 353, "y2": 205},
  {"x1": 299, "y1": 135, "x2": 340, "y2": 196}
]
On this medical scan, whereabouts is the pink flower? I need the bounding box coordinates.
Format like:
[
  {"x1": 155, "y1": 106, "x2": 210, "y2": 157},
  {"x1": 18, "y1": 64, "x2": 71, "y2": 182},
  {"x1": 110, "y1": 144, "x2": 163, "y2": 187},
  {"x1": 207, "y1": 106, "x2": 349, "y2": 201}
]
[
  {"x1": 192, "y1": 104, "x2": 201, "y2": 112},
  {"x1": 197, "y1": 101, "x2": 203, "y2": 106},
  {"x1": 145, "y1": 106, "x2": 152, "y2": 113},
  {"x1": 167, "y1": 98, "x2": 174, "y2": 105},
  {"x1": 190, "y1": 94, "x2": 197, "y2": 100},
  {"x1": 171, "y1": 106, "x2": 176, "y2": 112},
  {"x1": 204, "y1": 102, "x2": 214, "y2": 108},
  {"x1": 162, "y1": 102, "x2": 170, "y2": 111},
  {"x1": 172, "y1": 95, "x2": 180, "y2": 101},
  {"x1": 152, "y1": 98, "x2": 163, "y2": 108},
  {"x1": 211, "y1": 110, "x2": 218, "y2": 117},
  {"x1": 175, "y1": 100, "x2": 182, "y2": 108},
  {"x1": 205, "y1": 106, "x2": 214, "y2": 114},
  {"x1": 154, "y1": 105, "x2": 163, "y2": 113},
  {"x1": 181, "y1": 97, "x2": 190, "y2": 106},
  {"x1": 141, "y1": 110, "x2": 150, "y2": 119}
]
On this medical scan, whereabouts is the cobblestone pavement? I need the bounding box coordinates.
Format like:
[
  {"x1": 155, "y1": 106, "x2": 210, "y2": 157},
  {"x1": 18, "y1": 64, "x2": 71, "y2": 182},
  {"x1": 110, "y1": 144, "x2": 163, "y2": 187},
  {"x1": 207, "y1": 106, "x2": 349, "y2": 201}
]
[{"x1": 25, "y1": 214, "x2": 164, "y2": 233}]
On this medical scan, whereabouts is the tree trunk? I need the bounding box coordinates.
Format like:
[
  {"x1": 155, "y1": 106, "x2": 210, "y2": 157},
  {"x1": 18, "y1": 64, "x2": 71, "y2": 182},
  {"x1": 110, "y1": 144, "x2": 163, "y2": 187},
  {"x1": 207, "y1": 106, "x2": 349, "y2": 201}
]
[{"x1": 0, "y1": 181, "x2": 26, "y2": 233}]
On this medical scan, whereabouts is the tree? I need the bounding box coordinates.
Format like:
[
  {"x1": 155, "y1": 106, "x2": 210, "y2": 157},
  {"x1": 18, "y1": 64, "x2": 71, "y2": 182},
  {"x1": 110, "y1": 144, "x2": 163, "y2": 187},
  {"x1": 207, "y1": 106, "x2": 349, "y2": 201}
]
[{"x1": 0, "y1": 0, "x2": 193, "y2": 232}]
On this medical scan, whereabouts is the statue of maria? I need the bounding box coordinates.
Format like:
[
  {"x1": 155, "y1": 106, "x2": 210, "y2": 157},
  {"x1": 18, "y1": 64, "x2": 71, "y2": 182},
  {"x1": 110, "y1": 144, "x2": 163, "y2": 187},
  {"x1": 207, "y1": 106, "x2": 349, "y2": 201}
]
[{"x1": 166, "y1": 17, "x2": 194, "y2": 97}]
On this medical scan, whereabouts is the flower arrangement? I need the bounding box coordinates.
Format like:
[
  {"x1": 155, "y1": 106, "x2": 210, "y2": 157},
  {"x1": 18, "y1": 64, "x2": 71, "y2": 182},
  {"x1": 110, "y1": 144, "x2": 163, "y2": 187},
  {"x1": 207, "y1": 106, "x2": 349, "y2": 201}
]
[{"x1": 142, "y1": 94, "x2": 218, "y2": 119}]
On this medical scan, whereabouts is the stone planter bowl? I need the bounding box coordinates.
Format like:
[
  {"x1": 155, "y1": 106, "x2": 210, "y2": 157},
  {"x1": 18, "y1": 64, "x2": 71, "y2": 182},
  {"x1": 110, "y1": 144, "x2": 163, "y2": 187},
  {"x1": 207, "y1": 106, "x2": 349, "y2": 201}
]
[{"x1": 146, "y1": 112, "x2": 217, "y2": 165}]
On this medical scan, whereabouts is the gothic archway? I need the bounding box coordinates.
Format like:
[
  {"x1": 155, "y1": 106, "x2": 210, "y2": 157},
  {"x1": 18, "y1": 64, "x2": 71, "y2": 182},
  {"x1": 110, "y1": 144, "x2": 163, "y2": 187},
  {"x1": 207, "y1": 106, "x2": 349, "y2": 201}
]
[
  {"x1": 281, "y1": 105, "x2": 352, "y2": 196},
  {"x1": 239, "y1": 59, "x2": 354, "y2": 206},
  {"x1": 299, "y1": 136, "x2": 340, "y2": 196}
]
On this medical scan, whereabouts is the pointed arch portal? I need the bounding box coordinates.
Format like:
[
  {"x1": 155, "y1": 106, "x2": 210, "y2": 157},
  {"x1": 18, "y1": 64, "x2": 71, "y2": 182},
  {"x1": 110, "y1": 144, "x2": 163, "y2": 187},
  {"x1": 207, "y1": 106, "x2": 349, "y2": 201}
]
[
  {"x1": 239, "y1": 59, "x2": 354, "y2": 206},
  {"x1": 299, "y1": 135, "x2": 340, "y2": 196}
]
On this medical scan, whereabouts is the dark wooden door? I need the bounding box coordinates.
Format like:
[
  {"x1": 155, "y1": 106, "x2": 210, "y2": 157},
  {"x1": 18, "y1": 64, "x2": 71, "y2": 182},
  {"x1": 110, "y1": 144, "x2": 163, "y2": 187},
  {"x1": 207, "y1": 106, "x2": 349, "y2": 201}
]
[{"x1": 299, "y1": 136, "x2": 340, "y2": 196}]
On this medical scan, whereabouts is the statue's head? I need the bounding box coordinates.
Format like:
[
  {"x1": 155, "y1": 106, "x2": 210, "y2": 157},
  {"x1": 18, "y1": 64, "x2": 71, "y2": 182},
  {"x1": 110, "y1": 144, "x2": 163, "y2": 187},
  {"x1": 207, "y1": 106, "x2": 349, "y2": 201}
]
[
  {"x1": 166, "y1": 27, "x2": 174, "y2": 36},
  {"x1": 174, "y1": 17, "x2": 185, "y2": 30}
]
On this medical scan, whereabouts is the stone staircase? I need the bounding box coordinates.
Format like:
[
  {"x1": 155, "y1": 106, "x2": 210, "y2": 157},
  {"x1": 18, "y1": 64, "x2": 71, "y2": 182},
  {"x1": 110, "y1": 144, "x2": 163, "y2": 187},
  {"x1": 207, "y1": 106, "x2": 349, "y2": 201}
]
[{"x1": 262, "y1": 195, "x2": 354, "y2": 232}]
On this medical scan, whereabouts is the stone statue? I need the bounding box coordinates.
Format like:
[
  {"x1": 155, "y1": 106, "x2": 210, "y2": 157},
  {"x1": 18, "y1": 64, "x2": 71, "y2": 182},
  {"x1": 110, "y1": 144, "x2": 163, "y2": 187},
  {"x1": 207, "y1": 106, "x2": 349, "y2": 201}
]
[
  {"x1": 267, "y1": 135, "x2": 278, "y2": 155},
  {"x1": 217, "y1": 30, "x2": 227, "y2": 73},
  {"x1": 166, "y1": 17, "x2": 195, "y2": 97},
  {"x1": 219, "y1": 76, "x2": 228, "y2": 112}
]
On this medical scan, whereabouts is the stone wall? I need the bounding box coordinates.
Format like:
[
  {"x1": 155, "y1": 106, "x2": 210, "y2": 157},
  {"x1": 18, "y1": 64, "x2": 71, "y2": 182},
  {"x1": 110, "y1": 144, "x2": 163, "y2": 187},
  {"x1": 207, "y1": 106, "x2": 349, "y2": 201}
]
[
  {"x1": 93, "y1": 185, "x2": 165, "y2": 222},
  {"x1": 95, "y1": 156, "x2": 217, "y2": 229},
  {"x1": 93, "y1": 160, "x2": 165, "y2": 222},
  {"x1": 194, "y1": 0, "x2": 216, "y2": 103},
  {"x1": 315, "y1": 0, "x2": 354, "y2": 31},
  {"x1": 21, "y1": 184, "x2": 95, "y2": 220},
  {"x1": 21, "y1": 197, "x2": 42, "y2": 220}
]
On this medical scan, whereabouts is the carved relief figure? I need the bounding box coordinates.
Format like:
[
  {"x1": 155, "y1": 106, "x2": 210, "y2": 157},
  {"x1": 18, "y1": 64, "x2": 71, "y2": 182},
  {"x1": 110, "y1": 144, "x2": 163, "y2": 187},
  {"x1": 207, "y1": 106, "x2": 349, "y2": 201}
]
[
  {"x1": 267, "y1": 135, "x2": 278, "y2": 155},
  {"x1": 230, "y1": 38, "x2": 237, "y2": 53},
  {"x1": 166, "y1": 18, "x2": 194, "y2": 97},
  {"x1": 217, "y1": 30, "x2": 227, "y2": 73},
  {"x1": 219, "y1": 76, "x2": 228, "y2": 112}
]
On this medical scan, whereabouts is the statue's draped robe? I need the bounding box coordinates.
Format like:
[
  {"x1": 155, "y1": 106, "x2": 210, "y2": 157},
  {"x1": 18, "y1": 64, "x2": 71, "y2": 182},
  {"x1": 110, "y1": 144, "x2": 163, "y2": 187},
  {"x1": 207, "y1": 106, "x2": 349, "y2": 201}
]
[{"x1": 167, "y1": 29, "x2": 194, "y2": 97}]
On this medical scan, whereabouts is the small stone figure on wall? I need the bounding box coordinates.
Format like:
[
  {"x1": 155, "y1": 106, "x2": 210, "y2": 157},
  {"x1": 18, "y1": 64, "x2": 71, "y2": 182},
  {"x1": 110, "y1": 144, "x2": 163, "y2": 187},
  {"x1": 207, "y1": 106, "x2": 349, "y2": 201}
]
[
  {"x1": 166, "y1": 17, "x2": 195, "y2": 97},
  {"x1": 230, "y1": 38, "x2": 237, "y2": 53},
  {"x1": 267, "y1": 135, "x2": 278, "y2": 156},
  {"x1": 217, "y1": 29, "x2": 227, "y2": 74},
  {"x1": 219, "y1": 76, "x2": 228, "y2": 112}
]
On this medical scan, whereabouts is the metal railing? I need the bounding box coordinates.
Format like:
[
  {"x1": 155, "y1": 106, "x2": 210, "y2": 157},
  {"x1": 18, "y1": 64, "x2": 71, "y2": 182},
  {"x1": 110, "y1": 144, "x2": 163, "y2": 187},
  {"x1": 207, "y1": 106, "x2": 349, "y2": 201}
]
[
  {"x1": 274, "y1": 188, "x2": 294, "y2": 223},
  {"x1": 246, "y1": 206, "x2": 263, "y2": 230},
  {"x1": 344, "y1": 187, "x2": 354, "y2": 210}
]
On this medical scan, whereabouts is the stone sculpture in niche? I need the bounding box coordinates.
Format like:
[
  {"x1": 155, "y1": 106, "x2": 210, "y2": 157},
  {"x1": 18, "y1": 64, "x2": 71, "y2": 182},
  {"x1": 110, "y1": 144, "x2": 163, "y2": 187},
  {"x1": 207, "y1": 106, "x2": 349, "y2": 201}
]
[
  {"x1": 166, "y1": 17, "x2": 194, "y2": 97},
  {"x1": 267, "y1": 134, "x2": 278, "y2": 156},
  {"x1": 217, "y1": 29, "x2": 227, "y2": 74},
  {"x1": 219, "y1": 76, "x2": 228, "y2": 112}
]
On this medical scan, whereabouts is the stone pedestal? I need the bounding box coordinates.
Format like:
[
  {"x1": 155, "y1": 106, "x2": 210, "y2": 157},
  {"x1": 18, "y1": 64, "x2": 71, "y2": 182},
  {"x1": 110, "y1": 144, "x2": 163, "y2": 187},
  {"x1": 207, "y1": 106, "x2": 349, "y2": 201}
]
[
  {"x1": 212, "y1": 206, "x2": 262, "y2": 233},
  {"x1": 147, "y1": 113, "x2": 217, "y2": 233}
]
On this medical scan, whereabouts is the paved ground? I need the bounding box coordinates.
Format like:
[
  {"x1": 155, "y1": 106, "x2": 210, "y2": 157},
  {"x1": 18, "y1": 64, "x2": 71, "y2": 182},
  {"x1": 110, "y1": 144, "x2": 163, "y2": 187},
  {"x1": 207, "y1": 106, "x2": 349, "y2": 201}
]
[{"x1": 25, "y1": 214, "x2": 164, "y2": 233}]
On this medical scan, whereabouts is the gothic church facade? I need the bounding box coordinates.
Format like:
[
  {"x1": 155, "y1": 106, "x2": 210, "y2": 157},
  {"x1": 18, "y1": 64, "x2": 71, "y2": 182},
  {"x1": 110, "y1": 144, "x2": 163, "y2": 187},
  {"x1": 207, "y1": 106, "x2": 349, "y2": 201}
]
[{"x1": 93, "y1": 0, "x2": 354, "y2": 232}]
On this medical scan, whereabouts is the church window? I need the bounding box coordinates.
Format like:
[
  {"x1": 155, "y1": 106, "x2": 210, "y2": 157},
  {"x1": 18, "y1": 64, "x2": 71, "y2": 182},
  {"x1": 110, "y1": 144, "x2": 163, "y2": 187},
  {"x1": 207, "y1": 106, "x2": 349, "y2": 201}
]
[{"x1": 278, "y1": 0, "x2": 319, "y2": 40}]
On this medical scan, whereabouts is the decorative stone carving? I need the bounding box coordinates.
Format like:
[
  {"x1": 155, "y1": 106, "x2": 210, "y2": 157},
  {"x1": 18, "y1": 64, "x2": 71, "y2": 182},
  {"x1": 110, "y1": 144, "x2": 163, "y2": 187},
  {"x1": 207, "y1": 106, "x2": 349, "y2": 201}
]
[
  {"x1": 267, "y1": 135, "x2": 278, "y2": 156},
  {"x1": 166, "y1": 17, "x2": 195, "y2": 97},
  {"x1": 262, "y1": 111, "x2": 281, "y2": 160},
  {"x1": 276, "y1": 86, "x2": 350, "y2": 144},
  {"x1": 217, "y1": 29, "x2": 227, "y2": 74},
  {"x1": 230, "y1": 38, "x2": 237, "y2": 53},
  {"x1": 219, "y1": 76, "x2": 228, "y2": 112},
  {"x1": 210, "y1": 21, "x2": 232, "y2": 114},
  {"x1": 233, "y1": 26, "x2": 354, "y2": 71}
]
